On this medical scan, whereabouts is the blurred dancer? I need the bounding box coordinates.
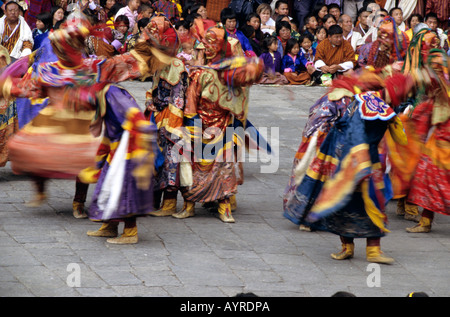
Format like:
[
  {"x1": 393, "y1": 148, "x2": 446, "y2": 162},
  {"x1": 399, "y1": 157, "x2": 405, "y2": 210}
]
[
  {"x1": 144, "y1": 15, "x2": 189, "y2": 217},
  {"x1": 1, "y1": 8, "x2": 171, "y2": 244},
  {"x1": 173, "y1": 21, "x2": 265, "y2": 223}
]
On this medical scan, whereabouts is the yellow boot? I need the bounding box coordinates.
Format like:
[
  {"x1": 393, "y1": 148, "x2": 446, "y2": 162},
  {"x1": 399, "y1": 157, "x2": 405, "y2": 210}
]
[
  {"x1": 331, "y1": 243, "x2": 354, "y2": 260},
  {"x1": 366, "y1": 246, "x2": 394, "y2": 264},
  {"x1": 150, "y1": 198, "x2": 177, "y2": 216},
  {"x1": 72, "y1": 201, "x2": 88, "y2": 219},
  {"x1": 172, "y1": 201, "x2": 195, "y2": 219},
  {"x1": 404, "y1": 203, "x2": 421, "y2": 222},
  {"x1": 107, "y1": 226, "x2": 138, "y2": 244},
  {"x1": 406, "y1": 216, "x2": 432, "y2": 233},
  {"x1": 218, "y1": 201, "x2": 235, "y2": 223},
  {"x1": 87, "y1": 222, "x2": 119, "y2": 237}
]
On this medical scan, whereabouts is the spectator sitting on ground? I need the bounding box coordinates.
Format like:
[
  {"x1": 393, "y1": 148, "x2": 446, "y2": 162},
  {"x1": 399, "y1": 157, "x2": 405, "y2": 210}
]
[
  {"x1": 221, "y1": 8, "x2": 255, "y2": 57},
  {"x1": 314, "y1": 24, "x2": 355, "y2": 81}
]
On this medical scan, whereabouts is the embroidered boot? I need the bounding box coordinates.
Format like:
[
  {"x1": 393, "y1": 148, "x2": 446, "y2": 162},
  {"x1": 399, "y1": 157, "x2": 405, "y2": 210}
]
[
  {"x1": 150, "y1": 198, "x2": 177, "y2": 216},
  {"x1": 72, "y1": 201, "x2": 88, "y2": 219},
  {"x1": 218, "y1": 201, "x2": 235, "y2": 223},
  {"x1": 107, "y1": 226, "x2": 138, "y2": 244},
  {"x1": 366, "y1": 246, "x2": 394, "y2": 264},
  {"x1": 87, "y1": 222, "x2": 119, "y2": 237},
  {"x1": 172, "y1": 201, "x2": 195, "y2": 219},
  {"x1": 404, "y1": 203, "x2": 421, "y2": 222},
  {"x1": 406, "y1": 216, "x2": 432, "y2": 233},
  {"x1": 331, "y1": 243, "x2": 354, "y2": 260}
]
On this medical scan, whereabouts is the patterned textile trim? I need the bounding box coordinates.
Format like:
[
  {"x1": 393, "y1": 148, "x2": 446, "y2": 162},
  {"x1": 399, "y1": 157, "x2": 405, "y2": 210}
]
[
  {"x1": 308, "y1": 143, "x2": 372, "y2": 218},
  {"x1": 356, "y1": 92, "x2": 396, "y2": 121}
]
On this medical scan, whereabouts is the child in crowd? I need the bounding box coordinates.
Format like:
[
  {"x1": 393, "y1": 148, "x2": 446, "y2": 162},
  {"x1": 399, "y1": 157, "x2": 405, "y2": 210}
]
[
  {"x1": 137, "y1": 3, "x2": 154, "y2": 20},
  {"x1": 313, "y1": 26, "x2": 327, "y2": 49},
  {"x1": 273, "y1": 0, "x2": 291, "y2": 24},
  {"x1": 303, "y1": 14, "x2": 318, "y2": 37},
  {"x1": 127, "y1": 17, "x2": 150, "y2": 51},
  {"x1": 112, "y1": 14, "x2": 130, "y2": 53},
  {"x1": 282, "y1": 38, "x2": 310, "y2": 85},
  {"x1": 257, "y1": 3, "x2": 275, "y2": 34},
  {"x1": 176, "y1": 37, "x2": 197, "y2": 69},
  {"x1": 32, "y1": 12, "x2": 52, "y2": 50},
  {"x1": 258, "y1": 34, "x2": 288, "y2": 85},
  {"x1": 298, "y1": 33, "x2": 322, "y2": 85},
  {"x1": 241, "y1": 24, "x2": 263, "y2": 56}
]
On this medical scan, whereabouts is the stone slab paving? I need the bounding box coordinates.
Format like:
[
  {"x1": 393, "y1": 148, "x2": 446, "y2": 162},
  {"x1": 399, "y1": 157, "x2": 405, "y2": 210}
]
[{"x1": 1, "y1": 80, "x2": 449, "y2": 298}]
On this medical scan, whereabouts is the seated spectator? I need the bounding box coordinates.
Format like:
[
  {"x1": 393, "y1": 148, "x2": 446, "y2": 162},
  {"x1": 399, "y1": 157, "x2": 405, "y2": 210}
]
[
  {"x1": 389, "y1": 7, "x2": 406, "y2": 31},
  {"x1": 302, "y1": 14, "x2": 318, "y2": 37},
  {"x1": 221, "y1": 8, "x2": 255, "y2": 57},
  {"x1": 405, "y1": 13, "x2": 423, "y2": 41},
  {"x1": 299, "y1": 33, "x2": 322, "y2": 85},
  {"x1": 153, "y1": 0, "x2": 180, "y2": 24},
  {"x1": 328, "y1": 3, "x2": 341, "y2": 22},
  {"x1": 106, "y1": 3, "x2": 124, "y2": 29},
  {"x1": 115, "y1": 0, "x2": 139, "y2": 33},
  {"x1": 350, "y1": 7, "x2": 369, "y2": 50},
  {"x1": 137, "y1": 3, "x2": 154, "y2": 20},
  {"x1": 51, "y1": 6, "x2": 65, "y2": 29},
  {"x1": 299, "y1": 33, "x2": 316, "y2": 66},
  {"x1": 322, "y1": 14, "x2": 337, "y2": 30},
  {"x1": 312, "y1": 3, "x2": 328, "y2": 27},
  {"x1": 275, "y1": 15, "x2": 301, "y2": 40},
  {"x1": 176, "y1": 36, "x2": 198, "y2": 69},
  {"x1": 258, "y1": 34, "x2": 288, "y2": 85},
  {"x1": 241, "y1": 24, "x2": 263, "y2": 56},
  {"x1": 0, "y1": 1, "x2": 34, "y2": 60},
  {"x1": 32, "y1": 12, "x2": 52, "y2": 50},
  {"x1": 275, "y1": 20, "x2": 292, "y2": 56},
  {"x1": 112, "y1": 14, "x2": 131, "y2": 53},
  {"x1": 127, "y1": 17, "x2": 150, "y2": 51},
  {"x1": 246, "y1": 13, "x2": 264, "y2": 44},
  {"x1": 314, "y1": 25, "x2": 355, "y2": 79},
  {"x1": 257, "y1": 3, "x2": 276, "y2": 34},
  {"x1": 313, "y1": 25, "x2": 327, "y2": 49},
  {"x1": 272, "y1": 1, "x2": 291, "y2": 23},
  {"x1": 338, "y1": 14, "x2": 354, "y2": 42},
  {"x1": 425, "y1": 12, "x2": 448, "y2": 50},
  {"x1": 100, "y1": 0, "x2": 117, "y2": 18},
  {"x1": 282, "y1": 38, "x2": 310, "y2": 85}
]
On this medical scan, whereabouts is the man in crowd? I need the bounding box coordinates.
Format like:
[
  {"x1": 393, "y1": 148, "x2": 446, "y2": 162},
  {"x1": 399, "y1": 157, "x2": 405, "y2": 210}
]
[
  {"x1": 314, "y1": 25, "x2": 355, "y2": 78},
  {"x1": 0, "y1": 1, "x2": 33, "y2": 60}
]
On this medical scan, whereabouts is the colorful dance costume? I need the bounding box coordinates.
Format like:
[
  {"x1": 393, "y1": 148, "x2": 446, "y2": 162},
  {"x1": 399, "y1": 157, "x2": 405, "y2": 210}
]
[
  {"x1": 174, "y1": 22, "x2": 265, "y2": 223},
  {"x1": 1, "y1": 10, "x2": 166, "y2": 244},
  {"x1": 284, "y1": 69, "x2": 413, "y2": 263}
]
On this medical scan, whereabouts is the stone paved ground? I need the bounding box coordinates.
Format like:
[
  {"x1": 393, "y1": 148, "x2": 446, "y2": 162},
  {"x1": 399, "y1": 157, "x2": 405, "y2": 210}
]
[{"x1": 1, "y1": 81, "x2": 449, "y2": 298}]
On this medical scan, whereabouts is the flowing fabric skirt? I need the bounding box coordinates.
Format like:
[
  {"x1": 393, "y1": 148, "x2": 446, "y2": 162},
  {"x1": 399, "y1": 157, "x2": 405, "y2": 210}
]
[{"x1": 7, "y1": 106, "x2": 100, "y2": 178}]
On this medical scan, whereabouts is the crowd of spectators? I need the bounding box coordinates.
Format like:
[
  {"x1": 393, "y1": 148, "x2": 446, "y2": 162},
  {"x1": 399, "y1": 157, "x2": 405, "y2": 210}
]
[{"x1": 0, "y1": 0, "x2": 448, "y2": 86}]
